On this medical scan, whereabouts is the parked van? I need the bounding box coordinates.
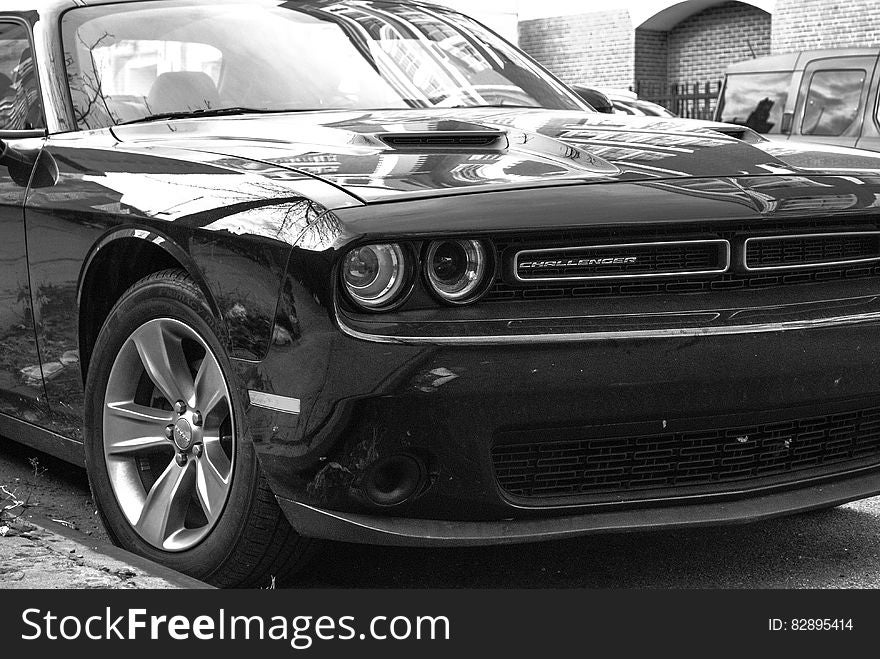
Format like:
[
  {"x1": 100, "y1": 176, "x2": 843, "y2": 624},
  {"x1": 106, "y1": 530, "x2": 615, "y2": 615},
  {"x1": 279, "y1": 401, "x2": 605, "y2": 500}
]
[{"x1": 715, "y1": 48, "x2": 880, "y2": 151}]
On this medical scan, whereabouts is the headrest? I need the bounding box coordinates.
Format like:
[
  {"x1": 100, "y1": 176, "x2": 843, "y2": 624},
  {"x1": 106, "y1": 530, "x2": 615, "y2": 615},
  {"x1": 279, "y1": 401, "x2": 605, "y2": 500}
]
[{"x1": 146, "y1": 71, "x2": 220, "y2": 115}]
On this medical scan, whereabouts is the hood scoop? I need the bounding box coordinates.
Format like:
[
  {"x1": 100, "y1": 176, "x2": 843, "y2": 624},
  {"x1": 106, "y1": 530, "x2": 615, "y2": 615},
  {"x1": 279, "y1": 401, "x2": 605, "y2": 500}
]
[
  {"x1": 706, "y1": 125, "x2": 764, "y2": 144},
  {"x1": 379, "y1": 130, "x2": 508, "y2": 151}
]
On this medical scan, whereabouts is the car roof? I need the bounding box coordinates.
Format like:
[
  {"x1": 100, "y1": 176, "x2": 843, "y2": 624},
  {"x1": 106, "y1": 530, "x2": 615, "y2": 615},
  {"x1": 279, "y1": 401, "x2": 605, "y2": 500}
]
[
  {"x1": 0, "y1": 0, "x2": 438, "y2": 11},
  {"x1": 0, "y1": 0, "x2": 74, "y2": 12},
  {"x1": 78, "y1": 0, "x2": 446, "y2": 6},
  {"x1": 727, "y1": 47, "x2": 880, "y2": 74},
  {"x1": 0, "y1": 0, "x2": 456, "y2": 24}
]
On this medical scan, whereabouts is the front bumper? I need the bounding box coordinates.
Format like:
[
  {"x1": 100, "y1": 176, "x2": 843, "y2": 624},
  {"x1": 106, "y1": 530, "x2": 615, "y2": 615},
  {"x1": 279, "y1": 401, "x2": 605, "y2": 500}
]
[
  {"x1": 277, "y1": 464, "x2": 880, "y2": 546},
  {"x1": 236, "y1": 303, "x2": 880, "y2": 543}
]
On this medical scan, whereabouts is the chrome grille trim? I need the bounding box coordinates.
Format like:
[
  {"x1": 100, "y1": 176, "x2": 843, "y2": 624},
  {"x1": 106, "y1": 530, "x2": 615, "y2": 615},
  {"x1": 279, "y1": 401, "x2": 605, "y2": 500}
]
[
  {"x1": 513, "y1": 239, "x2": 731, "y2": 282},
  {"x1": 744, "y1": 231, "x2": 880, "y2": 272}
]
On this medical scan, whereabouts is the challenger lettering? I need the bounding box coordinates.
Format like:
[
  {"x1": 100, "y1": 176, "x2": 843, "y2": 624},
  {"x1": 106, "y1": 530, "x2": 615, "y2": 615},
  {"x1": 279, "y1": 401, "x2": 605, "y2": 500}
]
[{"x1": 519, "y1": 257, "x2": 639, "y2": 269}]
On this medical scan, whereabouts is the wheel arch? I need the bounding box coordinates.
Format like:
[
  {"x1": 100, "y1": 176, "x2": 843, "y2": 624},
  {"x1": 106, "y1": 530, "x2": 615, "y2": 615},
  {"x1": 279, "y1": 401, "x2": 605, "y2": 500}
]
[{"x1": 77, "y1": 227, "x2": 224, "y2": 383}]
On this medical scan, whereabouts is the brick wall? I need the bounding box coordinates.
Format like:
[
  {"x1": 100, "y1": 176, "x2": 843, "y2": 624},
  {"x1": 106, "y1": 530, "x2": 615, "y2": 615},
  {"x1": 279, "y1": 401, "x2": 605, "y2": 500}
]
[
  {"x1": 773, "y1": 0, "x2": 880, "y2": 52},
  {"x1": 634, "y1": 29, "x2": 669, "y2": 88},
  {"x1": 518, "y1": 10, "x2": 634, "y2": 89},
  {"x1": 518, "y1": 2, "x2": 773, "y2": 90},
  {"x1": 667, "y1": 1, "x2": 771, "y2": 83}
]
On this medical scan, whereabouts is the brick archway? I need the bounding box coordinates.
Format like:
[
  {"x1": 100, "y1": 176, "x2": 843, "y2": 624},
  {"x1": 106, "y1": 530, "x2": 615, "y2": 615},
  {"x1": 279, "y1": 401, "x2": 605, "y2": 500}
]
[
  {"x1": 635, "y1": 1, "x2": 771, "y2": 89},
  {"x1": 635, "y1": 0, "x2": 773, "y2": 31}
]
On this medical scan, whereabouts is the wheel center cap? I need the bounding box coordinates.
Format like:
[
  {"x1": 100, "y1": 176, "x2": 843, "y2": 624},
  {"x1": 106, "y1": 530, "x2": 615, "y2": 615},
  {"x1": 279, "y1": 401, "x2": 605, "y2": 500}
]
[{"x1": 172, "y1": 419, "x2": 194, "y2": 451}]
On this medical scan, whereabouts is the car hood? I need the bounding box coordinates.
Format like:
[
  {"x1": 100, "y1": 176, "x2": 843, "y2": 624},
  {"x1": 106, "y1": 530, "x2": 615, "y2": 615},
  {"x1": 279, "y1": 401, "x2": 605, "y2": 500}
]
[{"x1": 111, "y1": 108, "x2": 880, "y2": 204}]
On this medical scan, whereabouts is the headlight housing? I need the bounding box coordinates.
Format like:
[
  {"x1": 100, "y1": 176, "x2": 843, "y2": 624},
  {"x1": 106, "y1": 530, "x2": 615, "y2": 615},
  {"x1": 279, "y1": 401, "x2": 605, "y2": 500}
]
[
  {"x1": 425, "y1": 239, "x2": 489, "y2": 303},
  {"x1": 341, "y1": 243, "x2": 409, "y2": 310}
]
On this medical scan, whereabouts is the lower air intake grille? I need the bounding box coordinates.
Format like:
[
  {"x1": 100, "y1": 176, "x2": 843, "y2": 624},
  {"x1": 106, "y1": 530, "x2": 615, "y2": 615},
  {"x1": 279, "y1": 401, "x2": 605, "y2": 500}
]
[{"x1": 492, "y1": 406, "x2": 880, "y2": 502}]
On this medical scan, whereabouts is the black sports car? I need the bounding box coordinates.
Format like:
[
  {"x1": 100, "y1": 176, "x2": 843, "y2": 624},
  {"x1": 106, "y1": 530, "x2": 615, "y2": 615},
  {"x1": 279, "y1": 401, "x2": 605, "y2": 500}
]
[{"x1": 4, "y1": 0, "x2": 880, "y2": 587}]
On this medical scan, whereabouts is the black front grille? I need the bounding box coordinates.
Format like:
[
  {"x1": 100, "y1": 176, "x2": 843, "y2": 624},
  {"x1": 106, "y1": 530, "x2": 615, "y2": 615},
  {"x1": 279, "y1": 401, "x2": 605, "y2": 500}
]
[
  {"x1": 746, "y1": 233, "x2": 880, "y2": 270},
  {"x1": 492, "y1": 406, "x2": 880, "y2": 502},
  {"x1": 488, "y1": 221, "x2": 880, "y2": 302},
  {"x1": 488, "y1": 262, "x2": 880, "y2": 301},
  {"x1": 515, "y1": 240, "x2": 726, "y2": 280}
]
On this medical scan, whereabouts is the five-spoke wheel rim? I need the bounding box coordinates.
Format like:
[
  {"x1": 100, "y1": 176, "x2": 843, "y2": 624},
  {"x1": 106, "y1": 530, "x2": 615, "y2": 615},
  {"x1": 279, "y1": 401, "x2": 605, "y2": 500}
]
[{"x1": 102, "y1": 318, "x2": 235, "y2": 552}]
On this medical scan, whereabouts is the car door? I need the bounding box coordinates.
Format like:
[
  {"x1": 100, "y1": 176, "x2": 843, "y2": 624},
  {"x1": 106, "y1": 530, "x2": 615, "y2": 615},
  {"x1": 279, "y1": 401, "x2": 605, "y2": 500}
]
[
  {"x1": 792, "y1": 55, "x2": 878, "y2": 148},
  {"x1": 0, "y1": 18, "x2": 47, "y2": 425}
]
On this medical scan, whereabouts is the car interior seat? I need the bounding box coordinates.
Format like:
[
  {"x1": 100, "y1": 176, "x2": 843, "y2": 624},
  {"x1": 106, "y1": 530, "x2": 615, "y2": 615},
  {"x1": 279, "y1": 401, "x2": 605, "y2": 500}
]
[{"x1": 146, "y1": 71, "x2": 221, "y2": 115}]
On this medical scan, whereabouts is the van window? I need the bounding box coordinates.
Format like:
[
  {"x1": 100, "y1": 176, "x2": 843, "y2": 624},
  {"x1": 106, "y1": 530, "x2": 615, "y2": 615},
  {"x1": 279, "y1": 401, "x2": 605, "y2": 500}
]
[
  {"x1": 802, "y1": 69, "x2": 865, "y2": 137},
  {"x1": 717, "y1": 72, "x2": 792, "y2": 134}
]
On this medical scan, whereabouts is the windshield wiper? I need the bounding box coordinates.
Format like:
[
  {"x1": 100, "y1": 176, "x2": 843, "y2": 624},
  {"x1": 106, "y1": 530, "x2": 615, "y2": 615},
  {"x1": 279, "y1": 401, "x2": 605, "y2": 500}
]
[{"x1": 118, "y1": 107, "x2": 314, "y2": 126}]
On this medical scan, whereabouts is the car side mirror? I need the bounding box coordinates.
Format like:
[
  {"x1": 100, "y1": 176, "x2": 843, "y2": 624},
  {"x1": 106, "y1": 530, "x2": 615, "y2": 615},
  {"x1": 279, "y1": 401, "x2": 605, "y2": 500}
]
[
  {"x1": 572, "y1": 86, "x2": 615, "y2": 114},
  {"x1": 0, "y1": 139, "x2": 59, "y2": 188},
  {"x1": 780, "y1": 112, "x2": 793, "y2": 135},
  {"x1": 0, "y1": 138, "x2": 34, "y2": 187},
  {"x1": 590, "y1": 90, "x2": 615, "y2": 114}
]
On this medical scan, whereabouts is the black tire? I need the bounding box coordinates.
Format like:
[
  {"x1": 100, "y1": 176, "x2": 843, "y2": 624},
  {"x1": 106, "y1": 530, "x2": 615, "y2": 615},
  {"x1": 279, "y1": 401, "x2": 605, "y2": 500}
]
[{"x1": 84, "y1": 269, "x2": 315, "y2": 587}]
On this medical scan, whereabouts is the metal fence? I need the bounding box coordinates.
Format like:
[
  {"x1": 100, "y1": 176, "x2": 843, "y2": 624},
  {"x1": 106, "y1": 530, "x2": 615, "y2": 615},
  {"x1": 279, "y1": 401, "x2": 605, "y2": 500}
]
[{"x1": 634, "y1": 80, "x2": 722, "y2": 121}]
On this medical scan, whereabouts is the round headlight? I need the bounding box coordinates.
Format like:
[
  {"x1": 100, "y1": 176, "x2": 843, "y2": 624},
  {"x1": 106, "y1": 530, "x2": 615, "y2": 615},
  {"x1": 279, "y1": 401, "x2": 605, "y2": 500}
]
[
  {"x1": 342, "y1": 243, "x2": 408, "y2": 310},
  {"x1": 425, "y1": 239, "x2": 488, "y2": 303}
]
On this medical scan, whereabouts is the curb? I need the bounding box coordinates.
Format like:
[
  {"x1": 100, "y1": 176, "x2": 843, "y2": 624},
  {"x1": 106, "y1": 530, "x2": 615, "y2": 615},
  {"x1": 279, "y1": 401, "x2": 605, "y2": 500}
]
[{"x1": 2, "y1": 514, "x2": 214, "y2": 589}]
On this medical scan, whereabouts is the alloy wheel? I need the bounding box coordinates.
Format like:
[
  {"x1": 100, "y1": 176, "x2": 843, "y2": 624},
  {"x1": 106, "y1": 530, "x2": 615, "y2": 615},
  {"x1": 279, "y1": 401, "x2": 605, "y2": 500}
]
[{"x1": 102, "y1": 318, "x2": 235, "y2": 551}]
